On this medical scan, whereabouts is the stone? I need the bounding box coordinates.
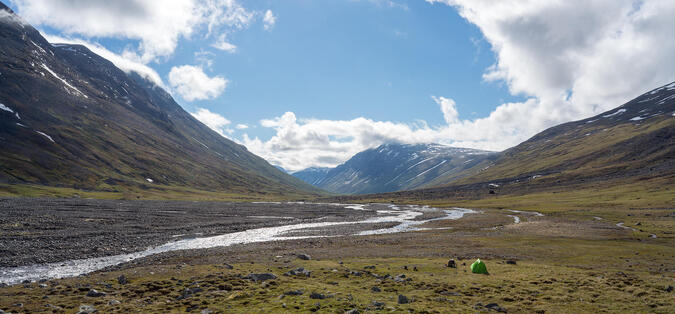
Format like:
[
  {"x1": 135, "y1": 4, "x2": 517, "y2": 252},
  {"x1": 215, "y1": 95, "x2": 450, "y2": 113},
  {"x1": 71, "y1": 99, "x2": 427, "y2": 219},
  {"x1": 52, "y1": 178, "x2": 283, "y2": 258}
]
[
  {"x1": 284, "y1": 267, "x2": 311, "y2": 277},
  {"x1": 310, "y1": 292, "x2": 327, "y2": 299},
  {"x1": 506, "y1": 260, "x2": 517, "y2": 265},
  {"x1": 297, "y1": 253, "x2": 311, "y2": 260},
  {"x1": 371, "y1": 286, "x2": 381, "y2": 292},
  {"x1": 117, "y1": 275, "x2": 127, "y2": 285},
  {"x1": 200, "y1": 309, "x2": 213, "y2": 314},
  {"x1": 77, "y1": 305, "x2": 96, "y2": 314},
  {"x1": 108, "y1": 300, "x2": 121, "y2": 305},
  {"x1": 666, "y1": 285, "x2": 673, "y2": 292},
  {"x1": 223, "y1": 263, "x2": 234, "y2": 269},
  {"x1": 394, "y1": 274, "x2": 410, "y2": 282},
  {"x1": 345, "y1": 309, "x2": 359, "y2": 314},
  {"x1": 398, "y1": 294, "x2": 410, "y2": 304},
  {"x1": 485, "y1": 302, "x2": 507, "y2": 313},
  {"x1": 284, "y1": 290, "x2": 303, "y2": 296},
  {"x1": 246, "y1": 273, "x2": 277, "y2": 282},
  {"x1": 177, "y1": 287, "x2": 203, "y2": 300},
  {"x1": 86, "y1": 289, "x2": 106, "y2": 297},
  {"x1": 371, "y1": 301, "x2": 385, "y2": 308},
  {"x1": 447, "y1": 259, "x2": 456, "y2": 268}
]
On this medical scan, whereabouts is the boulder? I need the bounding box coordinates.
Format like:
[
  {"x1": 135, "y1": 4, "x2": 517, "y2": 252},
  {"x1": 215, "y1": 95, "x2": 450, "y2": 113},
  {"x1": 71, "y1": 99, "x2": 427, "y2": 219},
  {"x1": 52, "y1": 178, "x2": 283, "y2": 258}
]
[
  {"x1": 86, "y1": 289, "x2": 106, "y2": 297},
  {"x1": 246, "y1": 273, "x2": 277, "y2": 282},
  {"x1": 398, "y1": 294, "x2": 410, "y2": 304}
]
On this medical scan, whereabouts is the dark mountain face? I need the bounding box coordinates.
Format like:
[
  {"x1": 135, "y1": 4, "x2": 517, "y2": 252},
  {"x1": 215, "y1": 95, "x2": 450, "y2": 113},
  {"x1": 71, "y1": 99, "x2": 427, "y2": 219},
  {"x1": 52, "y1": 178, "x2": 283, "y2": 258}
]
[
  {"x1": 293, "y1": 143, "x2": 496, "y2": 195},
  {"x1": 292, "y1": 167, "x2": 332, "y2": 186},
  {"x1": 0, "y1": 5, "x2": 320, "y2": 197}
]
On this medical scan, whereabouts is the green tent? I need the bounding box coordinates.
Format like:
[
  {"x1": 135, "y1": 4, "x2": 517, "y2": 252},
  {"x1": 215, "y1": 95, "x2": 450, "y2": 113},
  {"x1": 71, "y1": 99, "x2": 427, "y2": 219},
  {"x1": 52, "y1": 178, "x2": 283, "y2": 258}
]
[{"x1": 471, "y1": 259, "x2": 488, "y2": 274}]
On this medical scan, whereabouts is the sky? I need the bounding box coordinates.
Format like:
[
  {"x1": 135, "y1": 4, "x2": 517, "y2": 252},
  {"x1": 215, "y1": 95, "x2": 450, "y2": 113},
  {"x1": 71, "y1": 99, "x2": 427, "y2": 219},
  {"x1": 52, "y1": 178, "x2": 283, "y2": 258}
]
[{"x1": 6, "y1": 0, "x2": 675, "y2": 172}]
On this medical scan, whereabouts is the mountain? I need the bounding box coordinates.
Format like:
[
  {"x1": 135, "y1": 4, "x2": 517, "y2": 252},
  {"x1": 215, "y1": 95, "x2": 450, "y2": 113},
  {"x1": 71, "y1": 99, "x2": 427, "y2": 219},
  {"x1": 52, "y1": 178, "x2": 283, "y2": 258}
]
[
  {"x1": 293, "y1": 143, "x2": 496, "y2": 195},
  {"x1": 0, "y1": 3, "x2": 322, "y2": 199},
  {"x1": 334, "y1": 81, "x2": 674, "y2": 203},
  {"x1": 292, "y1": 167, "x2": 332, "y2": 186},
  {"x1": 426, "y1": 81, "x2": 675, "y2": 189}
]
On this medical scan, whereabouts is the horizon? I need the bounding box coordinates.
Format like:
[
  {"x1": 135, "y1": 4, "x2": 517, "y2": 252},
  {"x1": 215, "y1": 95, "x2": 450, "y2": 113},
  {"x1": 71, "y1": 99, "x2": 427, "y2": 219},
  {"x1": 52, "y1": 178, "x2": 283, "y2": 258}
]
[{"x1": 5, "y1": 0, "x2": 675, "y2": 172}]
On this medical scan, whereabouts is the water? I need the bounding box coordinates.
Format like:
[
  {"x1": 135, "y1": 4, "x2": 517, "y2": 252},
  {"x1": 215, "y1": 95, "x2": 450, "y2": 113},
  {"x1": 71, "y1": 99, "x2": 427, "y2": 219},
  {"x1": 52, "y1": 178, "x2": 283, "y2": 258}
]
[{"x1": 0, "y1": 203, "x2": 474, "y2": 285}]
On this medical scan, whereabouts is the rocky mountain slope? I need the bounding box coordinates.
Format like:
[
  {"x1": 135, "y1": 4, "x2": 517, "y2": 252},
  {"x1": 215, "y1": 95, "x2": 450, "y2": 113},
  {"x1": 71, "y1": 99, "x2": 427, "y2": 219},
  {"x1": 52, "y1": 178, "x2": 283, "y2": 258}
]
[
  {"x1": 336, "y1": 81, "x2": 674, "y2": 202},
  {"x1": 0, "y1": 3, "x2": 322, "y2": 198},
  {"x1": 427, "y1": 81, "x2": 675, "y2": 188},
  {"x1": 293, "y1": 143, "x2": 495, "y2": 194},
  {"x1": 292, "y1": 167, "x2": 332, "y2": 186}
]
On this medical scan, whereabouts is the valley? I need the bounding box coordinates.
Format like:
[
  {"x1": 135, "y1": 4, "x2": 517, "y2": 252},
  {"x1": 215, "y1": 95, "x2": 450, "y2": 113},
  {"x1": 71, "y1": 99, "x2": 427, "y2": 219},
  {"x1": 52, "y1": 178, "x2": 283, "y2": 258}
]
[{"x1": 0, "y1": 1, "x2": 673, "y2": 313}]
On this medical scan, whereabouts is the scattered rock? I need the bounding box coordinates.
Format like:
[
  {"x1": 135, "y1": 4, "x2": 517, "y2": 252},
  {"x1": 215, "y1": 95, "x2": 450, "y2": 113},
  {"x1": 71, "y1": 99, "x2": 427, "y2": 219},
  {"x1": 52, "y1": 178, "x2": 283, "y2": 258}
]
[
  {"x1": 284, "y1": 267, "x2": 311, "y2": 277},
  {"x1": 398, "y1": 294, "x2": 410, "y2": 304},
  {"x1": 246, "y1": 273, "x2": 277, "y2": 282},
  {"x1": 506, "y1": 260, "x2": 517, "y2": 265},
  {"x1": 666, "y1": 285, "x2": 673, "y2": 292},
  {"x1": 177, "y1": 287, "x2": 203, "y2": 300},
  {"x1": 108, "y1": 300, "x2": 121, "y2": 305},
  {"x1": 201, "y1": 309, "x2": 212, "y2": 314},
  {"x1": 413, "y1": 266, "x2": 418, "y2": 271},
  {"x1": 117, "y1": 275, "x2": 127, "y2": 285},
  {"x1": 371, "y1": 301, "x2": 385, "y2": 308},
  {"x1": 223, "y1": 263, "x2": 234, "y2": 269},
  {"x1": 345, "y1": 309, "x2": 359, "y2": 314},
  {"x1": 403, "y1": 265, "x2": 408, "y2": 270},
  {"x1": 77, "y1": 305, "x2": 96, "y2": 314},
  {"x1": 364, "y1": 265, "x2": 376, "y2": 269},
  {"x1": 485, "y1": 302, "x2": 507, "y2": 312},
  {"x1": 394, "y1": 274, "x2": 410, "y2": 282},
  {"x1": 371, "y1": 286, "x2": 381, "y2": 292},
  {"x1": 297, "y1": 253, "x2": 311, "y2": 260},
  {"x1": 86, "y1": 289, "x2": 106, "y2": 297},
  {"x1": 350, "y1": 271, "x2": 363, "y2": 276},
  {"x1": 447, "y1": 259, "x2": 456, "y2": 268},
  {"x1": 284, "y1": 290, "x2": 304, "y2": 296},
  {"x1": 310, "y1": 292, "x2": 327, "y2": 299}
]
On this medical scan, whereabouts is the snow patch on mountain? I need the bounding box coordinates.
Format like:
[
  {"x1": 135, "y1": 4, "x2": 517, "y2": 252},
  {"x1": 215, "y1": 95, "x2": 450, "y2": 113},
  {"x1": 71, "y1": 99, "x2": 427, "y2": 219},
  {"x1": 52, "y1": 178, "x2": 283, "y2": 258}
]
[
  {"x1": 35, "y1": 131, "x2": 55, "y2": 143},
  {"x1": 0, "y1": 103, "x2": 13, "y2": 113},
  {"x1": 40, "y1": 63, "x2": 88, "y2": 98},
  {"x1": 602, "y1": 109, "x2": 626, "y2": 118}
]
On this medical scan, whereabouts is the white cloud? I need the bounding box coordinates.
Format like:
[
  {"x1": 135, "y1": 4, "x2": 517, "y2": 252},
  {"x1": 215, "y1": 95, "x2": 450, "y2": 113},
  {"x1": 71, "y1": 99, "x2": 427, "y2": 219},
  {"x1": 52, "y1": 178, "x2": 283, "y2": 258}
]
[
  {"x1": 41, "y1": 34, "x2": 166, "y2": 88},
  {"x1": 168, "y1": 65, "x2": 227, "y2": 101},
  {"x1": 190, "y1": 108, "x2": 231, "y2": 137},
  {"x1": 12, "y1": 0, "x2": 262, "y2": 62},
  {"x1": 211, "y1": 34, "x2": 237, "y2": 52},
  {"x1": 426, "y1": 0, "x2": 675, "y2": 121},
  {"x1": 262, "y1": 10, "x2": 276, "y2": 30},
  {"x1": 236, "y1": 124, "x2": 249, "y2": 129},
  {"x1": 432, "y1": 96, "x2": 459, "y2": 124},
  {"x1": 243, "y1": 100, "x2": 544, "y2": 172}
]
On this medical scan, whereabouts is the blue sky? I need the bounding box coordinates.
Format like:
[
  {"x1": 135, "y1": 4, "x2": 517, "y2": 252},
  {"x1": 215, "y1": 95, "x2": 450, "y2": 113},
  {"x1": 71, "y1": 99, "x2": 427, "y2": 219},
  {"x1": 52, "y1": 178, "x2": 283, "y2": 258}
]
[{"x1": 7, "y1": 0, "x2": 675, "y2": 171}]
